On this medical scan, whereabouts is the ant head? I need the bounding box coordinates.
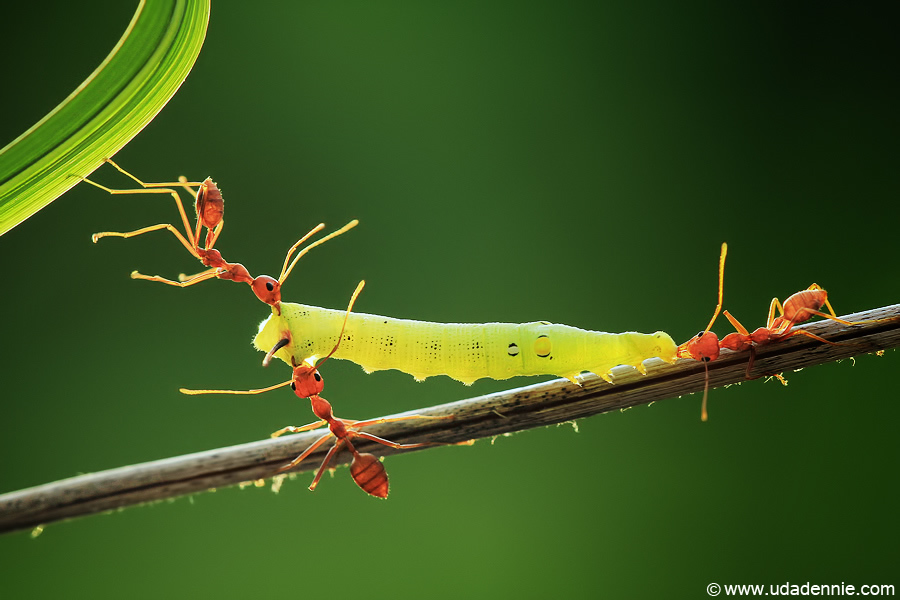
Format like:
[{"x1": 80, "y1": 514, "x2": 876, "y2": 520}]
[
  {"x1": 677, "y1": 330, "x2": 720, "y2": 362},
  {"x1": 290, "y1": 361, "x2": 325, "y2": 398},
  {"x1": 196, "y1": 178, "x2": 224, "y2": 231},
  {"x1": 251, "y1": 275, "x2": 282, "y2": 307}
]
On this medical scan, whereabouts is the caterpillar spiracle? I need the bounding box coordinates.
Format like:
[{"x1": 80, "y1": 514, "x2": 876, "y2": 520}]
[{"x1": 254, "y1": 302, "x2": 678, "y2": 385}]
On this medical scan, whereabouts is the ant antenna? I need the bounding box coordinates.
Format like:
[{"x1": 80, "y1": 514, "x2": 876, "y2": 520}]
[
  {"x1": 279, "y1": 220, "x2": 359, "y2": 285},
  {"x1": 702, "y1": 242, "x2": 728, "y2": 335}
]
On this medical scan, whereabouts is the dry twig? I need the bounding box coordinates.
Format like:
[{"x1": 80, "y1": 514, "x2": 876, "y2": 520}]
[{"x1": 1, "y1": 304, "x2": 898, "y2": 535}]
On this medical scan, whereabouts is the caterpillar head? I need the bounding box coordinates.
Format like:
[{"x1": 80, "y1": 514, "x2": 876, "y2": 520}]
[{"x1": 648, "y1": 331, "x2": 679, "y2": 364}]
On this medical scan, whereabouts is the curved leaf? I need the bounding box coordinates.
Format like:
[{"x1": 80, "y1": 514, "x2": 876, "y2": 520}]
[{"x1": 0, "y1": 0, "x2": 210, "y2": 236}]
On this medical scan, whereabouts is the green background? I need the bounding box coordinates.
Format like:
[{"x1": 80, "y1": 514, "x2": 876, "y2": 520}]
[{"x1": 1, "y1": 2, "x2": 897, "y2": 598}]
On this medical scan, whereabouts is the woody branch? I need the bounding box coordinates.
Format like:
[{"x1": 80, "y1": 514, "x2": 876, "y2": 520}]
[{"x1": 0, "y1": 304, "x2": 898, "y2": 535}]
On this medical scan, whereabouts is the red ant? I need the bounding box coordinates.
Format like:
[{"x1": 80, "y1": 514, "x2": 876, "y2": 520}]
[
  {"x1": 672, "y1": 243, "x2": 727, "y2": 420},
  {"x1": 716, "y1": 284, "x2": 860, "y2": 377},
  {"x1": 682, "y1": 284, "x2": 860, "y2": 363},
  {"x1": 85, "y1": 158, "x2": 224, "y2": 255},
  {"x1": 268, "y1": 381, "x2": 445, "y2": 499},
  {"x1": 678, "y1": 244, "x2": 865, "y2": 420},
  {"x1": 84, "y1": 159, "x2": 357, "y2": 314},
  {"x1": 182, "y1": 281, "x2": 453, "y2": 498}
]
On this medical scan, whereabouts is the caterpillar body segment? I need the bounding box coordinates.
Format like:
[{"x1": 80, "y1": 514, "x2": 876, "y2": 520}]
[{"x1": 254, "y1": 302, "x2": 678, "y2": 385}]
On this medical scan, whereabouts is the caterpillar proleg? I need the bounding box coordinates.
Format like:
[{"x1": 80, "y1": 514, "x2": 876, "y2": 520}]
[{"x1": 254, "y1": 303, "x2": 677, "y2": 385}]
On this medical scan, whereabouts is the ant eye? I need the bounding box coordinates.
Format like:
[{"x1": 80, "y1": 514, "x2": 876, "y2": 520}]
[
  {"x1": 266, "y1": 281, "x2": 274, "y2": 291},
  {"x1": 701, "y1": 356, "x2": 710, "y2": 362},
  {"x1": 314, "y1": 372, "x2": 322, "y2": 382},
  {"x1": 696, "y1": 331, "x2": 704, "y2": 338},
  {"x1": 290, "y1": 382, "x2": 296, "y2": 391}
]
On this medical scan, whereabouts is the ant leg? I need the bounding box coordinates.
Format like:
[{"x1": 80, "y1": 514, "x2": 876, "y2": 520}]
[
  {"x1": 130, "y1": 268, "x2": 219, "y2": 287},
  {"x1": 176, "y1": 175, "x2": 200, "y2": 195},
  {"x1": 746, "y1": 346, "x2": 757, "y2": 379},
  {"x1": 104, "y1": 159, "x2": 203, "y2": 188},
  {"x1": 92, "y1": 222, "x2": 199, "y2": 258},
  {"x1": 83, "y1": 179, "x2": 196, "y2": 249},
  {"x1": 307, "y1": 440, "x2": 346, "y2": 491},
  {"x1": 746, "y1": 326, "x2": 847, "y2": 381},
  {"x1": 804, "y1": 284, "x2": 844, "y2": 321},
  {"x1": 276, "y1": 433, "x2": 335, "y2": 474},
  {"x1": 778, "y1": 328, "x2": 842, "y2": 345},
  {"x1": 791, "y1": 308, "x2": 860, "y2": 326},
  {"x1": 766, "y1": 297, "x2": 785, "y2": 330},
  {"x1": 744, "y1": 347, "x2": 788, "y2": 385},
  {"x1": 270, "y1": 420, "x2": 328, "y2": 438},
  {"x1": 206, "y1": 220, "x2": 224, "y2": 249},
  {"x1": 177, "y1": 267, "x2": 219, "y2": 283},
  {"x1": 81, "y1": 158, "x2": 202, "y2": 247},
  {"x1": 352, "y1": 430, "x2": 443, "y2": 451},
  {"x1": 351, "y1": 414, "x2": 454, "y2": 429},
  {"x1": 722, "y1": 310, "x2": 751, "y2": 336}
]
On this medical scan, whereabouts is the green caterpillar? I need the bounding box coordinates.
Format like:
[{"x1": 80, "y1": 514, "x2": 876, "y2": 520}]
[
  {"x1": 254, "y1": 303, "x2": 677, "y2": 385},
  {"x1": 83, "y1": 169, "x2": 676, "y2": 387}
]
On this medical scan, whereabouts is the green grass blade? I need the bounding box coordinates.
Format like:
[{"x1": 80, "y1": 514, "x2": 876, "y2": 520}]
[{"x1": 0, "y1": 0, "x2": 210, "y2": 236}]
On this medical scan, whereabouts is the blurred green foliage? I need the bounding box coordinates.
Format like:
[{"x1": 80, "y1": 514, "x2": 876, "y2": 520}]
[{"x1": 0, "y1": 2, "x2": 897, "y2": 598}]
